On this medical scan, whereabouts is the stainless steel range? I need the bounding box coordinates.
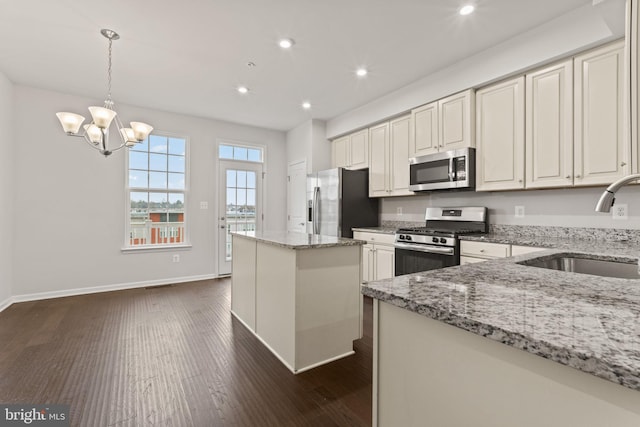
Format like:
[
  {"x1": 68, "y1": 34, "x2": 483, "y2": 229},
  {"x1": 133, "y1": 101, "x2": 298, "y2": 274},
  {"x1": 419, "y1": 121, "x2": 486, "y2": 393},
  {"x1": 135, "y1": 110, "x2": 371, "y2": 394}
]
[{"x1": 394, "y1": 206, "x2": 488, "y2": 276}]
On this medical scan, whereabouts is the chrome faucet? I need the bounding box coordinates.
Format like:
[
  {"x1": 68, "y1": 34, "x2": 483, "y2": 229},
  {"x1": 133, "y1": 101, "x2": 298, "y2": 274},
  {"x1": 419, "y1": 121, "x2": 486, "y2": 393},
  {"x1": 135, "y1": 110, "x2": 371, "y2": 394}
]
[{"x1": 595, "y1": 174, "x2": 640, "y2": 212}]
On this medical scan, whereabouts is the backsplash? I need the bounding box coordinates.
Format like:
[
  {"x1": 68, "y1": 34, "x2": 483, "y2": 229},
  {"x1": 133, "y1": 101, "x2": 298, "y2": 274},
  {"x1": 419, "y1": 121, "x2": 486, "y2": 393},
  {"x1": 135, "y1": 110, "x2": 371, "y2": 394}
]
[{"x1": 490, "y1": 224, "x2": 640, "y2": 244}]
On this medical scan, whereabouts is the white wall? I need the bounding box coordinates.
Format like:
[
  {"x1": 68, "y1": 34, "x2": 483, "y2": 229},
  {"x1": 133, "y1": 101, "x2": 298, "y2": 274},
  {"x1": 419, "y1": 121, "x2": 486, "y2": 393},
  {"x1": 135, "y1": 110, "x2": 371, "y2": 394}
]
[
  {"x1": 12, "y1": 85, "x2": 286, "y2": 297},
  {"x1": 286, "y1": 120, "x2": 311, "y2": 171},
  {"x1": 381, "y1": 185, "x2": 640, "y2": 229},
  {"x1": 286, "y1": 119, "x2": 331, "y2": 174},
  {"x1": 0, "y1": 72, "x2": 13, "y2": 306},
  {"x1": 326, "y1": 0, "x2": 626, "y2": 138}
]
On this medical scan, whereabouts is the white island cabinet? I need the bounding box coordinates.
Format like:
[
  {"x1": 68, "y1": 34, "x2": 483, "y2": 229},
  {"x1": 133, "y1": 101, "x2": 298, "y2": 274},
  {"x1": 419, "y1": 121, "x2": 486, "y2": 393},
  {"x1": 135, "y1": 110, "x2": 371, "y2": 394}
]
[
  {"x1": 231, "y1": 231, "x2": 364, "y2": 374},
  {"x1": 365, "y1": 242, "x2": 640, "y2": 426}
]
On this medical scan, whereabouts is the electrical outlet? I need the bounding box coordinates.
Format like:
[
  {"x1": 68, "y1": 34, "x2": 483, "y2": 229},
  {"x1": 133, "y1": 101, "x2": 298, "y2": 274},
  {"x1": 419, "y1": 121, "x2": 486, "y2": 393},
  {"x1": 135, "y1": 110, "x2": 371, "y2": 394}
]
[
  {"x1": 172, "y1": 254, "x2": 180, "y2": 263},
  {"x1": 200, "y1": 201, "x2": 208, "y2": 210},
  {"x1": 612, "y1": 203, "x2": 628, "y2": 220},
  {"x1": 515, "y1": 205, "x2": 525, "y2": 218},
  {"x1": 397, "y1": 207, "x2": 403, "y2": 216}
]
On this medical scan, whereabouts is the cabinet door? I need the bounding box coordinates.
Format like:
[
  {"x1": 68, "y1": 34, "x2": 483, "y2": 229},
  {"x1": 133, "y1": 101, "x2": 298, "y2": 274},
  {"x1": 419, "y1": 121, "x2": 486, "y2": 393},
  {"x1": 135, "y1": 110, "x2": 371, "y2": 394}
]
[
  {"x1": 410, "y1": 102, "x2": 439, "y2": 157},
  {"x1": 349, "y1": 129, "x2": 369, "y2": 170},
  {"x1": 374, "y1": 245, "x2": 395, "y2": 280},
  {"x1": 332, "y1": 136, "x2": 350, "y2": 168},
  {"x1": 574, "y1": 41, "x2": 628, "y2": 186},
  {"x1": 476, "y1": 76, "x2": 525, "y2": 191},
  {"x1": 389, "y1": 115, "x2": 413, "y2": 196},
  {"x1": 369, "y1": 122, "x2": 390, "y2": 197},
  {"x1": 438, "y1": 89, "x2": 475, "y2": 151},
  {"x1": 525, "y1": 60, "x2": 574, "y2": 188},
  {"x1": 362, "y1": 244, "x2": 374, "y2": 282}
]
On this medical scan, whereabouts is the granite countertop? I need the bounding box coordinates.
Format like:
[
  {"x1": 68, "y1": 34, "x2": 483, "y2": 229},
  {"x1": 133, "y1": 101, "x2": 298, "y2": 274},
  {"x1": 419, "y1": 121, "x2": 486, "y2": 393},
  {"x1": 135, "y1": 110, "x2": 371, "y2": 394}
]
[
  {"x1": 232, "y1": 230, "x2": 364, "y2": 249},
  {"x1": 352, "y1": 226, "x2": 398, "y2": 235},
  {"x1": 362, "y1": 238, "x2": 640, "y2": 391}
]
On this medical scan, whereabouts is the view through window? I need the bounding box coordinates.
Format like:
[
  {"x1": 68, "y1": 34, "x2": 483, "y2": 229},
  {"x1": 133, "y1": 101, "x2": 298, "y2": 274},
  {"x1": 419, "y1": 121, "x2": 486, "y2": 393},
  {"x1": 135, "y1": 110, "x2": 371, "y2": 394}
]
[{"x1": 128, "y1": 134, "x2": 187, "y2": 247}]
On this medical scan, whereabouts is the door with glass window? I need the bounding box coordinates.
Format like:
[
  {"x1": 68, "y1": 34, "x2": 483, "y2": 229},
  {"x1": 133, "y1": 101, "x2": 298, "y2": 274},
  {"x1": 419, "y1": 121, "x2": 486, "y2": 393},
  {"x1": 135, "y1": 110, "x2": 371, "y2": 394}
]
[{"x1": 218, "y1": 160, "x2": 263, "y2": 276}]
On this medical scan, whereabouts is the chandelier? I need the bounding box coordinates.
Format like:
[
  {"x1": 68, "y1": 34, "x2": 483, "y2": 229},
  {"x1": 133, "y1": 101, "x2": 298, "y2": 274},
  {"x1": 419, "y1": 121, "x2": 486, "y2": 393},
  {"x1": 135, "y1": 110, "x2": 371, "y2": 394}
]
[{"x1": 56, "y1": 29, "x2": 153, "y2": 157}]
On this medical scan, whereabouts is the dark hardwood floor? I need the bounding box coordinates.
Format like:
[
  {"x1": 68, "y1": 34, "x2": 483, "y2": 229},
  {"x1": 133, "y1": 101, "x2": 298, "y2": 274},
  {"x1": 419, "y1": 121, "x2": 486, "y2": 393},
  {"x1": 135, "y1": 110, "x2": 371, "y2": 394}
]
[{"x1": 0, "y1": 279, "x2": 373, "y2": 426}]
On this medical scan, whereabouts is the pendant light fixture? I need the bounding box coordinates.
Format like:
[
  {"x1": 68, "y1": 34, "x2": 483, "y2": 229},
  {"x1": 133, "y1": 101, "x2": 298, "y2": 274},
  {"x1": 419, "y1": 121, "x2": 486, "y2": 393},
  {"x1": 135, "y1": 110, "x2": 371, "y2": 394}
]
[{"x1": 56, "y1": 29, "x2": 153, "y2": 157}]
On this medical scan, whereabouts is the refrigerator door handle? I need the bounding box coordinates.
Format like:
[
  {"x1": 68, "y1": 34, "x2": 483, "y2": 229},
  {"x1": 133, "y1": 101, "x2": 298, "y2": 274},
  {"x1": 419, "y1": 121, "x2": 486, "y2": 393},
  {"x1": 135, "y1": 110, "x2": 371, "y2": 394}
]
[{"x1": 313, "y1": 186, "x2": 320, "y2": 234}]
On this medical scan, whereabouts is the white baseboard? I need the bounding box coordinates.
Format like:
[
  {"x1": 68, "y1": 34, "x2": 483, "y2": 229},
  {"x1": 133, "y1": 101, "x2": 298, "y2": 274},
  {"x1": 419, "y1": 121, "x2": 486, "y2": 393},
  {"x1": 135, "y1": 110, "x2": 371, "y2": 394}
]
[
  {"x1": 0, "y1": 295, "x2": 13, "y2": 313},
  {"x1": 2, "y1": 274, "x2": 220, "y2": 311}
]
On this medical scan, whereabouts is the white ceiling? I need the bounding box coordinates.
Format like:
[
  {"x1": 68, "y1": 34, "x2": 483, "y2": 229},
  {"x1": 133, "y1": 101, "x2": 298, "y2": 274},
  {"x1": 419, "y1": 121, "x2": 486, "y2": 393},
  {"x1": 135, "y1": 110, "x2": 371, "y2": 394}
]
[{"x1": 0, "y1": 0, "x2": 597, "y2": 131}]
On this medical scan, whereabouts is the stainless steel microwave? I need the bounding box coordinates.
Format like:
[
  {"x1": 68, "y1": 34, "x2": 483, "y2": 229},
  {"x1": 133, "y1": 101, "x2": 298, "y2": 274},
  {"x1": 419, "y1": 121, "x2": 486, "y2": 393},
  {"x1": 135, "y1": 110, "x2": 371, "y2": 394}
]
[{"x1": 408, "y1": 147, "x2": 475, "y2": 192}]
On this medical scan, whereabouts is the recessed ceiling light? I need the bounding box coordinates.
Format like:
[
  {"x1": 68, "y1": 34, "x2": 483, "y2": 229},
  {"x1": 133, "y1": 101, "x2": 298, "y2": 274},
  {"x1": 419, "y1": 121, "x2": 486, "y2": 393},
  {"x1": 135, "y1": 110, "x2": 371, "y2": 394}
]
[
  {"x1": 302, "y1": 101, "x2": 311, "y2": 110},
  {"x1": 279, "y1": 38, "x2": 295, "y2": 49},
  {"x1": 237, "y1": 86, "x2": 249, "y2": 94},
  {"x1": 459, "y1": 4, "x2": 475, "y2": 15},
  {"x1": 356, "y1": 68, "x2": 368, "y2": 77}
]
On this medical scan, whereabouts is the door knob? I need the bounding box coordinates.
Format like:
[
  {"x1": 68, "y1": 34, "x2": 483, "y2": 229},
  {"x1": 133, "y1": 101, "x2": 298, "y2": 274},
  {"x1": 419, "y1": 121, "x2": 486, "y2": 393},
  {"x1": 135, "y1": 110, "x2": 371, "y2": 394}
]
[{"x1": 220, "y1": 225, "x2": 226, "y2": 229}]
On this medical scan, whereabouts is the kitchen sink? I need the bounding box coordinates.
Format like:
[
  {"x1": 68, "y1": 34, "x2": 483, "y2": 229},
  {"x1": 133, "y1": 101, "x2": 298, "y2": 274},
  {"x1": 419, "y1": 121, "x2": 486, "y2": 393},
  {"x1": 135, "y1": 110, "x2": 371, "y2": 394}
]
[{"x1": 517, "y1": 254, "x2": 640, "y2": 279}]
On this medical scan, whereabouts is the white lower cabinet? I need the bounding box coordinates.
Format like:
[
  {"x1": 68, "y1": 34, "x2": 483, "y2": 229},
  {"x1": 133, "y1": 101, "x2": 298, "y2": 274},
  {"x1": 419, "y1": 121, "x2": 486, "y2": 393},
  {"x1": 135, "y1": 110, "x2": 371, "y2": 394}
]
[
  {"x1": 354, "y1": 231, "x2": 395, "y2": 281},
  {"x1": 460, "y1": 241, "x2": 546, "y2": 264}
]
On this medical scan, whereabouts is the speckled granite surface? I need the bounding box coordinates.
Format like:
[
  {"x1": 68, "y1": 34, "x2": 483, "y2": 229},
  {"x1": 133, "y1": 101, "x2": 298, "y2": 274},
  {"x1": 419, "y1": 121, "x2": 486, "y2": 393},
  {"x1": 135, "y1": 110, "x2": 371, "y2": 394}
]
[
  {"x1": 363, "y1": 239, "x2": 640, "y2": 391},
  {"x1": 232, "y1": 231, "x2": 364, "y2": 249},
  {"x1": 352, "y1": 226, "x2": 398, "y2": 235}
]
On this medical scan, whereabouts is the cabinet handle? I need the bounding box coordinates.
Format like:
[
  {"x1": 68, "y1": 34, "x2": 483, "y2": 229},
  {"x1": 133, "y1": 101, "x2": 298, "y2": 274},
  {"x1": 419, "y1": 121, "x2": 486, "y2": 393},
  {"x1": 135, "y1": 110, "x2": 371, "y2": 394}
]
[
  {"x1": 566, "y1": 175, "x2": 571, "y2": 179},
  {"x1": 575, "y1": 174, "x2": 581, "y2": 179},
  {"x1": 621, "y1": 162, "x2": 627, "y2": 167},
  {"x1": 518, "y1": 179, "x2": 523, "y2": 183},
  {"x1": 480, "y1": 249, "x2": 485, "y2": 253}
]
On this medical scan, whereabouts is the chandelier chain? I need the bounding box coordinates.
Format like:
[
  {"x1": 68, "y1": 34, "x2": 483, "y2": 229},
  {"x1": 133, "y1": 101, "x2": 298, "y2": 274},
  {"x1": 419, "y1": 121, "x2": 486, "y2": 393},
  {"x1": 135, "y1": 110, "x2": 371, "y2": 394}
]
[{"x1": 107, "y1": 37, "x2": 113, "y2": 103}]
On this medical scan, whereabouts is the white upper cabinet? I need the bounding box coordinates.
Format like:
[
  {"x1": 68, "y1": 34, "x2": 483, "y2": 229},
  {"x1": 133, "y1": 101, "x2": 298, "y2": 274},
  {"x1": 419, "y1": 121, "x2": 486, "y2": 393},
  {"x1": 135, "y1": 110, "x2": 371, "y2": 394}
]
[
  {"x1": 389, "y1": 115, "x2": 412, "y2": 195},
  {"x1": 525, "y1": 59, "x2": 574, "y2": 189},
  {"x1": 369, "y1": 122, "x2": 389, "y2": 197},
  {"x1": 439, "y1": 90, "x2": 475, "y2": 152},
  {"x1": 331, "y1": 128, "x2": 369, "y2": 170},
  {"x1": 331, "y1": 135, "x2": 349, "y2": 168},
  {"x1": 369, "y1": 115, "x2": 413, "y2": 198},
  {"x1": 476, "y1": 76, "x2": 525, "y2": 191},
  {"x1": 410, "y1": 89, "x2": 475, "y2": 157},
  {"x1": 410, "y1": 102, "x2": 438, "y2": 156},
  {"x1": 573, "y1": 40, "x2": 628, "y2": 186}
]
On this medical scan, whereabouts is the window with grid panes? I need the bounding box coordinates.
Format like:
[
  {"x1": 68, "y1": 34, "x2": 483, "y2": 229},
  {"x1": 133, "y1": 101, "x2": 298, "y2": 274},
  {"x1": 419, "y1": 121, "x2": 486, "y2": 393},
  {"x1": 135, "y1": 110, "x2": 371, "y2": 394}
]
[{"x1": 127, "y1": 134, "x2": 187, "y2": 247}]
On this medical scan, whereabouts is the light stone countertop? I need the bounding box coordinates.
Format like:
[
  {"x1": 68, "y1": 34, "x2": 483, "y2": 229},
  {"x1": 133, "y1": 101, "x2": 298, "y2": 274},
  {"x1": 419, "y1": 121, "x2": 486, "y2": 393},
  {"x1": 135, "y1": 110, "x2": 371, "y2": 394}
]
[
  {"x1": 362, "y1": 236, "x2": 640, "y2": 391},
  {"x1": 352, "y1": 226, "x2": 398, "y2": 235},
  {"x1": 232, "y1": 230, "x2": 364, "y2": 249}
]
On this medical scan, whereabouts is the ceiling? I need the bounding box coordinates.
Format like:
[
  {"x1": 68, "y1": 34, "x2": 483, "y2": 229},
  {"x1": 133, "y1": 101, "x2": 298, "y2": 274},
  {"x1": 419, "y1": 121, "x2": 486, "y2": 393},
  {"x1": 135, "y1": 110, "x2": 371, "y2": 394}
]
[{"x1": 0, "y1": 0, "x2": 598, "y2": 131}]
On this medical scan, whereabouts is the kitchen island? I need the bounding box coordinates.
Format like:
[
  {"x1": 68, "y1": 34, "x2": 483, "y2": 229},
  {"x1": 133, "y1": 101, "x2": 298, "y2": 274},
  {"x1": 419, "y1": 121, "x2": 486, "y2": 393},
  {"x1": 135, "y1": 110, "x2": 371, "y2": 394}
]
[
  {"x1": 363, "y1": 235, "x2": 640, "y2": 427},
  {"x1": 231, "y1": 231, "x2": 364, "y2": 373}
]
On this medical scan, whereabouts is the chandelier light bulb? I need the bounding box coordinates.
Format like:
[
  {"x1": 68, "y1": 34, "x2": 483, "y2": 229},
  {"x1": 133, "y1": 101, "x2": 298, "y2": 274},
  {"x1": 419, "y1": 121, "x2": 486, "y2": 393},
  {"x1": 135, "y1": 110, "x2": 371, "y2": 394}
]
[
  {"x1": 83, "y1": 124, "x2": 103, "y2": 144},
  {"x1": 56, "y1": 112, "x2": 85, "y2": 134},
  {"x1": 88, "y1": 106, "x2": 117, "y2": 129},
  {"x1": 130, "y1": 122, "x2": 154, "y2": 141}
]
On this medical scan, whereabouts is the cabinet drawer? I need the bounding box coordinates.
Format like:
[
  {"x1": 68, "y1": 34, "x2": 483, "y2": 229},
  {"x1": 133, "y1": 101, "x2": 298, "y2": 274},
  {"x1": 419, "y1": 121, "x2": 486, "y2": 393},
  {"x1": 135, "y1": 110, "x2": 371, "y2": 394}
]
[
  {"x1": 460, "y1": 256, "x2": 487, "y2": 265},
  {"x1": 511, "y1": 245, "x2": 546, "y2": 256},
  {"x1": 353, "y1": 231, "x2": 396, "y2": 246},
  {"x1": 460, "y1": 241, "x2": 510, "y2": 258}
]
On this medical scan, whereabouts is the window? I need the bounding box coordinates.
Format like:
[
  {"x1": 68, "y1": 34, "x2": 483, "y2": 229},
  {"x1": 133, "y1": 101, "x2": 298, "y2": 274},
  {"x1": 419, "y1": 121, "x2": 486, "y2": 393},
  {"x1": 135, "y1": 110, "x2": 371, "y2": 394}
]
[
  {"x1": 127, "y1": 134, "x2": 187, "y2": 247},
  {"x1": 219, "y1": 144, "x2": 263, "y2": 162}
]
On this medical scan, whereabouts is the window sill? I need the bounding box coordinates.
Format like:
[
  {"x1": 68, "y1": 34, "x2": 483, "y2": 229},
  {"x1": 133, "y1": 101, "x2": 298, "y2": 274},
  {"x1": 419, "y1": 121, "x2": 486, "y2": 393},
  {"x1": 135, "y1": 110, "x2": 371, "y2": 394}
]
[{"x1": 121, "y1": 244, "x2": 192, "y2": 254}]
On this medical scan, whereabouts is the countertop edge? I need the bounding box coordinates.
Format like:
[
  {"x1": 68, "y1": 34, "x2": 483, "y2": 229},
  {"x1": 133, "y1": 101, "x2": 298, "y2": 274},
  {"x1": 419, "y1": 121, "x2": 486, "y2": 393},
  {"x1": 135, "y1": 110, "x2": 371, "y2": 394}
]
[
  {"x1": 361, "y1": 285, "x2": 640, "y2": 391},
  {"x1": 232, "y1": 231, "x2": 365, "y2": 249}
]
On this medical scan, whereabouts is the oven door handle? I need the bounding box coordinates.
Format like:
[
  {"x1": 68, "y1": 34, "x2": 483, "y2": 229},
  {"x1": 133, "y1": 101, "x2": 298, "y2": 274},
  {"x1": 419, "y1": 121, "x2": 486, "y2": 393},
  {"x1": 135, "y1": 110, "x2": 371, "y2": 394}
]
[{"x1": 394, "y1": 242, "x2": 455, "y2": 255}]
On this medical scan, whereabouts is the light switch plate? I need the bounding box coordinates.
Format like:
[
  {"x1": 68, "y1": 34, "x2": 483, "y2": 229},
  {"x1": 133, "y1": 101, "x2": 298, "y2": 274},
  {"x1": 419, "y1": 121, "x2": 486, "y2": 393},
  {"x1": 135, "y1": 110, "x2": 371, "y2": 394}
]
[{"x1": 200, "y1": 201, "x2": 209, "y2": 210}]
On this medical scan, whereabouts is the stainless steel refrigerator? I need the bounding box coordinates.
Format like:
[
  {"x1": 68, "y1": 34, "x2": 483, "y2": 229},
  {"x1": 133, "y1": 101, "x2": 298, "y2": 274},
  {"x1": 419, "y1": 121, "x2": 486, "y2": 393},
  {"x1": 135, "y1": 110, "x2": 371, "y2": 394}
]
[{"x1": 307, "y1": 168, "x2": 379, "y2": 238}]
